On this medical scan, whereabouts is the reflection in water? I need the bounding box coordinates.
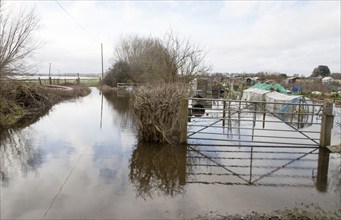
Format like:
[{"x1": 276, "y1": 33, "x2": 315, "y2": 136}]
[
  {"x1": 186, "y1": 145, "x2": 333, "y2": 191},
  {"x1": 128, "y1": 141, "x2": 336, "y2": 199},
  {"x1": 316, "y1": 148, "x2": 330, "y2": 192},
  {"x1": 102, "y1": 90, "x2": 133, "y2": 130},
  {"x1": 129, "y1": 143, "x2": 187, "y2": 199},
  {"x1": 0, "y1": 128, "x2": 43, "y2": 186},
  {"x1": 1, "y1": 89, "x2": 340, "y2": 219}
]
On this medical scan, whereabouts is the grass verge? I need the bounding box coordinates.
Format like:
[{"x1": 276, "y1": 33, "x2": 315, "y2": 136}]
[{"x1": 0, "y1": 81, "x2": 90, "y2": 129}]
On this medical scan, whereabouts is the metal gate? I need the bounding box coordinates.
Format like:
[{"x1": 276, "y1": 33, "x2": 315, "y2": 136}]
[{"x1": 187, "y1": 98, "x2": 330, "y2": 147}]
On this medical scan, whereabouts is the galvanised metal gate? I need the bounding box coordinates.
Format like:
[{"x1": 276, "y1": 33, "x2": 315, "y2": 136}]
[{"x1": 187, "y1": 98, "x2": 332, "y2": 148}]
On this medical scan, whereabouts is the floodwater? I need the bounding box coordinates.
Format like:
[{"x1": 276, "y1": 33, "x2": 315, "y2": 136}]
[{"x1": 0, "y1": 88, "x2": 340, "y2": 219}]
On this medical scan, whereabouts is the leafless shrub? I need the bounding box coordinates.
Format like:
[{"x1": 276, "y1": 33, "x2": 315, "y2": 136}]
[{"x1": 130, "y1": 83, "x2": 188, "y2": 144}]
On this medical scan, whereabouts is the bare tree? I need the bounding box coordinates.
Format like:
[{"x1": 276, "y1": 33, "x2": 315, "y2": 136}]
[
  {"x1": 0, "y1": 1, "x2": 40, "y2": 77},
  {"x1": 161, "y1": 30, "x2": 211, "y2": 83},
  {"x1": 110, "y1": 31, "x2": 210, "y2": 84}
]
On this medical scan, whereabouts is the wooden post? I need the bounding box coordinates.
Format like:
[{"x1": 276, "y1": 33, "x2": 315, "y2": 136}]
[
  {"x1": 227, "y1": 101, "x2": 231, "y2": 127},
  {"x1": 262, "y1": 102, "x2": 266, "y2": 128},
  {"x1": 38, "y1": 77, "x2": 42, "y2": 85},
  {"x1": 180, "y1": 98, "x2": 189, "y2": 144},
  {"x1": 178, "y1": 145, "x2": 187, "y2": 185},
  {"x1": 316, "y1": 147, "x2": 330, "y2": 192},
  {"x1": 252, "y1": 102, "x2": 257, "y2": 141},
  {"x1": 298, "y1": 100, "x2": 302, "y2": 129},
  {"x1": 311, "y1": 100, "x2": 315, "y2": 124},
  {"x1": 238, "y1": 101, "x2": 241, "y2": 121},
  {"x1": 222, "y1": 101, "x2": 226, "y2": 127},
  {"x1": 319, "y1": 102, "x2": 334, "y2": 147},
  {"x1": 253, "y1": 102, "x2": 257, "y2": 128}
]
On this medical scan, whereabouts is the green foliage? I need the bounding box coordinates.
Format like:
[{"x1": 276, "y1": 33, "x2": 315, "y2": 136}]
[
  {"x1": 0, "y1": 97, "x2": 26, "y2": 126},
  {"x1": 102, "y1": 61, "x2": 133, "y2": 87},
  {"x1": 330, "y1": 92, "x2": 340, "y2": 98},
  {"x1": 311, "y1": 65, "x2": 331, "y2": 77},
  {"x1": 0, "y1": 81, "x2": 90, "y2": 128}
]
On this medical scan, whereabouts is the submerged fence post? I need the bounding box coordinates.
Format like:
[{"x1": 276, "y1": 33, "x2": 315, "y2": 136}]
[
  {"x1": 262, "y1": 102, "x2": 266, "y2": 128},
  {"x1": 319, "y1": 102, "x2": 334, "y2": 147},
  {"x1": 298, "y1": 100, "x2": 301, "y2": 129},
  {"x1": 228, "y1": 100, "x2": 231, "y2": 121},
  {"x1": 316, "y1": 147, "x2": 330, "y2": 192},
  {"x1": 222, "y1": 100, "x2": 226, "y2": 127},
  {"x1": 178, "y1": 145, "x2": 187, "y2": 185},
  {"x1": 180, "y1": 98, "x2": 189, "y2": 144}
]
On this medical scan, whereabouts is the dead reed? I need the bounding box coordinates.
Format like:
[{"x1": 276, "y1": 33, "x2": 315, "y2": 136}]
[{"x1": 130, "y1": 83, "x2": 188, "y2": 145}]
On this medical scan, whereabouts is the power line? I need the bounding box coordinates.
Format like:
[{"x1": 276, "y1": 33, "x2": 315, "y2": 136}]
[{"x1": 54, "y1": 0, "x2": 96, "y2": 42}]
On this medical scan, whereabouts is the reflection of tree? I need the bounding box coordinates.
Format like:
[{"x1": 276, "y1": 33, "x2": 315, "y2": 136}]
[
  {"x1": 102, "y1": 90, "x2": 130, "y2": 114},
  {"x1": 102, "y1": 90, "x2": 133, "y2": 129},
  {"x1": 129, "y1": 143, "x2": 187, "y2": 199},
  {"x1": 0, "y1": 128, "x2": 43, "y2": 186}
]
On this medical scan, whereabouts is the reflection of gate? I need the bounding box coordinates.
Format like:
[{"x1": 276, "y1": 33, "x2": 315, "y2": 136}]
[
  {"x1": 117, "y1": 83, "x2": 139, "y2": 96},
  {"x1": 187, "y1": 98, "x2": 333, "y2": 147},
  {"x1": 185, "y1": 145, "x2": 330, "y2": 191}
]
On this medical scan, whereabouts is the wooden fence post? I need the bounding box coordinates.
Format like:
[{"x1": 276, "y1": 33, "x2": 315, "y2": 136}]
[
  {"x1": 316, "y1": 147, "x2": 330, "y2": 192},
  {"x1": 222, "y1": 100, "x2": 226, "y2": 127},
  {"x1": 319, "y1": 102, "x2": 334, "y2": 147},
  {"x1": 180, "y1": 98, "x2": 188, "y2": 144},
  {"x1": 178, "y1": 145, "x2": 187, "y2": 185}
]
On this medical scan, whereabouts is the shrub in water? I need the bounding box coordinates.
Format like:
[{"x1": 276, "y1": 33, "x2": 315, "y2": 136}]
[{"x1": 130, "y1": 83, "x2": 188, "y2": 144}]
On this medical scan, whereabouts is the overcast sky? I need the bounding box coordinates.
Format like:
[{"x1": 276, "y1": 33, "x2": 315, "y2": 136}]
[{"x1": 6, "y1": 0, "x2": 341, "y2": 76}]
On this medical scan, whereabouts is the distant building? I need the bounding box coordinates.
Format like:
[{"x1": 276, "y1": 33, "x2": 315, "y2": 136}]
[
  {"x1": 321, "y1": 77, "x2": 334, "y2": 85},
  {"x1": 190, "y1": 78, "x2": 212, "y2": 97},
  {"x1": 285, "y1": 77, "x2": 299, "y2": 85}
]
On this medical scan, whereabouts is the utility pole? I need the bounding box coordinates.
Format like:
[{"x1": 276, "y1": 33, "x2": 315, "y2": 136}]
[
  {"x1": 48, "y1": 63, "x2": 52, "y2": 85},
  {"x1": 49, "y1": 63, "x2": 51, "y2": 77},
  {"x1": 101, "y1": 43, "x2": 104, "y2": 79}
]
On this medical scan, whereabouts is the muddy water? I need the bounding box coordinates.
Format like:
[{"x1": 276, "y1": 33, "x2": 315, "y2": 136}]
[{"x1": 0, "y1": 88, "x2": 340, "y2": 219}]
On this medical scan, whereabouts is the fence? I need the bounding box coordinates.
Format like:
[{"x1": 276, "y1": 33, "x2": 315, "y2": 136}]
[
  {"x1": 1, "y1": 77, "x2": 100, "y2": 86},
  {"x1": 185, "y1": 98, "x2": 334, "y2": 147}
]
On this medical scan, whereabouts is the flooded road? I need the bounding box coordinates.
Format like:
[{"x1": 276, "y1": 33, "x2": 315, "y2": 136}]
[{"x1": 0, "y1": 88, "x2": 340, "y2": 219}]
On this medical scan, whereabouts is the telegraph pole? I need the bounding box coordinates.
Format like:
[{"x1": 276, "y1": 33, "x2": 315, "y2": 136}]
[
  {"x1": 48, "y1": 63, "x2": 52, "y2": 85},
  {"x1": 101, "y1": 43, "x2": 104, "y2": 79}
]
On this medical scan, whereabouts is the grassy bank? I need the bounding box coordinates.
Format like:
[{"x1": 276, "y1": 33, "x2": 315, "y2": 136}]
[{"x1": 0, "y1": 81, "x2": 90, "y2": 129}]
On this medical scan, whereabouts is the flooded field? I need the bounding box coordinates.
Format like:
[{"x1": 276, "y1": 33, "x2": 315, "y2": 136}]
[{"x1": 0, "y1": 88, "x2": 340, "y2": 219}]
